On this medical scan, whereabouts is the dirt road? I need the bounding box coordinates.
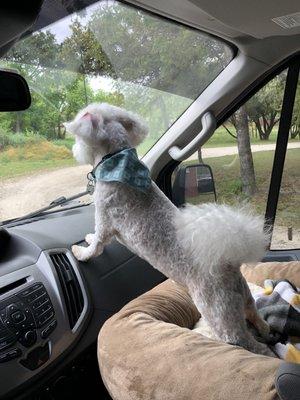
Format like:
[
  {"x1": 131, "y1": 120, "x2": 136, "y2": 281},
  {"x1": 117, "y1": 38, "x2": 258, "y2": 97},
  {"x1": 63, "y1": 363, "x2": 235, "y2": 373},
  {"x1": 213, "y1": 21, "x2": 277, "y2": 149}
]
[
  {"x1": 188, "y1": 141, "x2": 300, "y2": 160},
  {"x1": 0, "y1": 165, "x2": 91, "y2": 221}
]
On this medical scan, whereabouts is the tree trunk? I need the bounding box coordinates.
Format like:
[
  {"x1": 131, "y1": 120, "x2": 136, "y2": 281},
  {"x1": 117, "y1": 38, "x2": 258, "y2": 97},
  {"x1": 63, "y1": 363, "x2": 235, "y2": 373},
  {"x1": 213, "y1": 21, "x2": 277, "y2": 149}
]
[
  {"x1": 254, "y1": 119, "x2": 267, "y2": 140},
  {"x1": 14, "y1": 112, "x2": 22, "y2": 133},
  {"x1": 158, "y1": 96, "x2": 169, "y2": 132},
  {"x1": 197, "y1": 148, "x2": 203, "y2": 163},
  {"x1": 291, "y1": 124, "x2": 300, "y2": 139},
  {"x1": 253, "y1": 112, "x2": 279, "y2": 140},
  {"x1": 235, "y1": 106, "x2": 257, "y2": 196}
]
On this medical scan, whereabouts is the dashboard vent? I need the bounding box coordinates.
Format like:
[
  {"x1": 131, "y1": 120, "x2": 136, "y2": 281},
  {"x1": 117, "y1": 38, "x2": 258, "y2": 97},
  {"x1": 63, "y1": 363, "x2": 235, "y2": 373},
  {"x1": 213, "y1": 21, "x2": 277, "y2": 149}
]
[{"x1": 50, "y1": 253, "x2": 84, "y2": 329}]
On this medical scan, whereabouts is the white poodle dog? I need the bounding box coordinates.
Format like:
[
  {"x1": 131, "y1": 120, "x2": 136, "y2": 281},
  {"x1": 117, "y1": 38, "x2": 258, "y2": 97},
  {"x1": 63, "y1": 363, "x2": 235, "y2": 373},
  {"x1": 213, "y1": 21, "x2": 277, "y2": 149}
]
[{"x1": 65, "y1": 103, "x2": 275, "y2": 357}]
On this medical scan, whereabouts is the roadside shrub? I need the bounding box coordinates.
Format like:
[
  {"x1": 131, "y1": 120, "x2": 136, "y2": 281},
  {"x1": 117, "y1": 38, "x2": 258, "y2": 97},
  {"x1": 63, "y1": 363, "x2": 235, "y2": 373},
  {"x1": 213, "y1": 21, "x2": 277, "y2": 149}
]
[
  {"x1": 226, "y1": 179, "x2": 243, "y2": 195},
  {"x1": 0, "y1": 141, "x2": 72, "y2": 162},
  {"x1": 0, "y1": 129, "x2": 43, "y2": 150},
  {"x1": 52, "y1": 136, "x2": 75, "y2": 150}
]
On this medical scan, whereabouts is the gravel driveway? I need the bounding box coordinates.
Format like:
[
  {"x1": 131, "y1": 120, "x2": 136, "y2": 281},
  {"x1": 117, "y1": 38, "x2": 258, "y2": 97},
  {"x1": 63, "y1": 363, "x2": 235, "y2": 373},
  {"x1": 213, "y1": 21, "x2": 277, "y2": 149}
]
[
  {"x1": 189, "y1": 141, "x2": 300, "y2": 160},
  {"x1": 0, "y1": 164, "x2": 91, "y2": 221}
]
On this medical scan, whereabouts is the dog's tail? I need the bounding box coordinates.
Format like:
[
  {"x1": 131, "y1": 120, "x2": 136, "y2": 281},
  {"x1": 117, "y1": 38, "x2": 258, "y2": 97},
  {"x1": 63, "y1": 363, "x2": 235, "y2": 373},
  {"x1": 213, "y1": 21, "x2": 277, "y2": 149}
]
[{"x1": 175, "y1": 203, "x2": 269, "y2": 274}]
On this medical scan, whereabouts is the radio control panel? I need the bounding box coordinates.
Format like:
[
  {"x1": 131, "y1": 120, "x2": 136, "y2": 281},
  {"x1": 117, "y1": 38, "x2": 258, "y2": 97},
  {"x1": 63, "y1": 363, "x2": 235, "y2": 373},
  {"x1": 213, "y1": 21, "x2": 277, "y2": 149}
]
[
  {"x1": 0, "y1": 247, "x2": 89, "y2": 399},
  {"x1": 0, "y1": 282, "x2": 57, "y2": 367}
]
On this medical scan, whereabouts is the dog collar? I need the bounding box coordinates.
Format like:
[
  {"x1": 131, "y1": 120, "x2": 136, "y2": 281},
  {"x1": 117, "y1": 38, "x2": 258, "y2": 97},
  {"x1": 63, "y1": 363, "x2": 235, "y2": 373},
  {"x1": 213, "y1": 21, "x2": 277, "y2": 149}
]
[{"x1": 88, "y1": 148, "x2": 151, "y2": 193}]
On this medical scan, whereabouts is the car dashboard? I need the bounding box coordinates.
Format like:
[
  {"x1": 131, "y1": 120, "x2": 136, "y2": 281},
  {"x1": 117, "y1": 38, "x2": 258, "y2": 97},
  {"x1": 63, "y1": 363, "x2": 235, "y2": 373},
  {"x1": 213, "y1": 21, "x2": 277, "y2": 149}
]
[{"x1": 0, "y1": 205, "x2": 165, "y2": 399}]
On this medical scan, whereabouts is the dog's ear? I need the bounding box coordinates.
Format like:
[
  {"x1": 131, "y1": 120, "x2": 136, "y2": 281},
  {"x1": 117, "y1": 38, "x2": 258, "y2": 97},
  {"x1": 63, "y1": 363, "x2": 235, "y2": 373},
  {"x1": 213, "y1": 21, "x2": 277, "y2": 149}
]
[
  {"x1": 80, "y1": 112, "x2": 100, "y2": 130},
  {"x1": 117, "y1": 112, "x2": 148, "y2": 147},
  {"x1": 64, "y1": 112, "x2": 102, "y2": 139}
]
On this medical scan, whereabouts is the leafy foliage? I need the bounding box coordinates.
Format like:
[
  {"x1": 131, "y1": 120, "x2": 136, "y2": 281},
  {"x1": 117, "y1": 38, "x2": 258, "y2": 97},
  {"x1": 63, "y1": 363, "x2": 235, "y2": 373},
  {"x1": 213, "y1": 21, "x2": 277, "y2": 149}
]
[
  {"x1": 246, "y1": 74, "x2": 285, "y2": 140},
  {"x1": 291, "y1": 81, "x2": 300, "y2": 139},
  {"x1": 0, "y1": 1, "x2": 232, "y2": 151},
  {"x1": 59, "y1": 20, "x2": 114, "y2": 77},
  {"x1": 0, "y1": 129, "x2": 43, "y2": 150},
  {"x1": 0, "y1": 1, "x2": 298, "y2": 169},
  {"x1": 89, "y1": 3, "x2": 230, "y2": 98}
]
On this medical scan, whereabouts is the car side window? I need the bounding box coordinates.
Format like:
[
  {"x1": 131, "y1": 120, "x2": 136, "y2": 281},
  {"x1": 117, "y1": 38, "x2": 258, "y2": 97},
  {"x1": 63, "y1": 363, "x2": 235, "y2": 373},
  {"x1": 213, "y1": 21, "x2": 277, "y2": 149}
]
[
  {"x1": 172, "y1": 68, "x2": 299, "y2": 249},
  {"x1": 271, "y1": 72, "x2": 299, "y2": 250}
]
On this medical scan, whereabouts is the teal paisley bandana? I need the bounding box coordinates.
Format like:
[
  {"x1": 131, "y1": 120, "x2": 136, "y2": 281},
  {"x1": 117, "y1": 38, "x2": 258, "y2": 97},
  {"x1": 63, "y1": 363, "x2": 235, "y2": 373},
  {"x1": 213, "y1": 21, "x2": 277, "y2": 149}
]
[{"x1": 91, "y1": 148, "x2": 151, "y2": 193}]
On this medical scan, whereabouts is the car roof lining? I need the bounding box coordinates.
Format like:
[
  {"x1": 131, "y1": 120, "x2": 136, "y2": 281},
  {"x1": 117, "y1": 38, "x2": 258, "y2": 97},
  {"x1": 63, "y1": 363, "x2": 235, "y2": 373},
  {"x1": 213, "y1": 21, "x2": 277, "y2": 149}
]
[
  {"x1": 188, "y1": 0, "x2": 300, "y2": 39},
  {"x1": 126, "y1": 0, "x2": 300, "y2": 64},
  {"x1": 1, "y1": 0, "x2": 299, "y2": 66}
]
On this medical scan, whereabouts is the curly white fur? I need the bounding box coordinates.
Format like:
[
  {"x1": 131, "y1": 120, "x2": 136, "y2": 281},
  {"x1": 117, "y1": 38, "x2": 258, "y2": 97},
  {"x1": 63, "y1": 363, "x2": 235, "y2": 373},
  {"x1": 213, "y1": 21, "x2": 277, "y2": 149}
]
[
  {"x1": 65, "y1": 103, "x2": 276, "y2": 358},
  {"x1": 176, "y1": 203, "x2": 268, "y2": 275}
]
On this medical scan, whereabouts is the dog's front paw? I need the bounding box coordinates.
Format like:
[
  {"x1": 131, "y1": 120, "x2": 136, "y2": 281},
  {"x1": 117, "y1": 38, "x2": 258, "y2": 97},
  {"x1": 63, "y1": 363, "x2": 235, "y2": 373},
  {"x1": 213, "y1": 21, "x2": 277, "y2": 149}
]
[
  {"x1": 85, "y1": 233, "x2": 95, "y2": 245},
  {"x1": 72, "y1": 245, "x2": 91, "y2": 262}
]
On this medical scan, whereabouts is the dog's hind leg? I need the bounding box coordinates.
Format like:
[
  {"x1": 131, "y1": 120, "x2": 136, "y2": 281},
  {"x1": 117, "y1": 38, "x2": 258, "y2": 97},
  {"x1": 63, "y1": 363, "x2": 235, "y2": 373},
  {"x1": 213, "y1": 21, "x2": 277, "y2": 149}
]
[
  {"x1": 242, "y1": 279, "x2": 271, "y2": 342},
  {"x1": 192, "y1": 287, "x2": 276, "y2": 357}
]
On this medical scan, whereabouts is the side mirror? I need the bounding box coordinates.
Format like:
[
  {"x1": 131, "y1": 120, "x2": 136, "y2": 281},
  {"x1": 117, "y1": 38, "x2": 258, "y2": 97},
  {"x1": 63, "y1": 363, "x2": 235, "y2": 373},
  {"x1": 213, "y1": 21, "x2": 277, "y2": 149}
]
[
  {"x1": 0, "y1": 69, "x2": 31, "y2": 111},
  {"x1": 172, "y1": 163, "x2": 217, "y2": 206}
]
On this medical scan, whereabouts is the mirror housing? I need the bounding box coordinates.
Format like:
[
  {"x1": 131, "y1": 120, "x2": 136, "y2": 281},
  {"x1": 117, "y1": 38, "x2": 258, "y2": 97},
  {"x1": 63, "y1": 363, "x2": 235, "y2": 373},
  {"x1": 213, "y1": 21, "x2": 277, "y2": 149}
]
[
  {"x1": 173, "y1": 163, "x2": 217, "y2": 206},
  {"x1": 0, "y1": 69, "x2": 31, "y2": 111}
]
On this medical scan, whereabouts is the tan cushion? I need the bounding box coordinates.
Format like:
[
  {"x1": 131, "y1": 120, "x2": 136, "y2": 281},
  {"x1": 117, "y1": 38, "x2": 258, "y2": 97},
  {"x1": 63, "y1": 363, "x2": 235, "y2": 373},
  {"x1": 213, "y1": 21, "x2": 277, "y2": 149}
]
[
  {"x1": 98, "y1": 262, "x2": 300, "y2": 399},
  {"x1": 241, "y1": 261, "x2": 300, "y2": 287}
]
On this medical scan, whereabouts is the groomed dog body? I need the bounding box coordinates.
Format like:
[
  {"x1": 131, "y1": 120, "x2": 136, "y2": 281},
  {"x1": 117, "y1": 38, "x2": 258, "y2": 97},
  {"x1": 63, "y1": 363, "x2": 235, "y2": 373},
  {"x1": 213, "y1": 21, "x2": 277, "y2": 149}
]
[{"x1": 65, "y1": 103, "x2": 274, "y2": 357}]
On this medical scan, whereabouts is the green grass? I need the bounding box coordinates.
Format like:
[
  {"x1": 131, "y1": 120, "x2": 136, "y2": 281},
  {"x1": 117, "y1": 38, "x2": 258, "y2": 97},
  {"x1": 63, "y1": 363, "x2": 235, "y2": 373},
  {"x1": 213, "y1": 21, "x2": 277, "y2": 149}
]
[
  {"x1": 0, "y1": 130, "x2": 44, "y2": 149},
  {"x1": 52, "y1": 137, "x2": 75, "y2": 150},
  {"x1": 0, "y1": 139, "x2": 75, "y2": 179},
  {"x1": 137, "y1": 125, "x2": 297, "y2": 155},
  {"x1": 202, "y1": 126, "x2": 279, "y2": 148},
  {"x1": 0, "y1": 159, "x2": 76, "y2": 179}
]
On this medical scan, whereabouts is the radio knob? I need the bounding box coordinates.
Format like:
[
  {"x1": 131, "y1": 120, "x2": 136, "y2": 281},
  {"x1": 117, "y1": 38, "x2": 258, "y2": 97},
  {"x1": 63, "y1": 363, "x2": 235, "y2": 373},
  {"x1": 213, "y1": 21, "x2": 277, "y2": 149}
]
[{"x1": 19, "y1": 330, "x2": 37, "y2": 348}]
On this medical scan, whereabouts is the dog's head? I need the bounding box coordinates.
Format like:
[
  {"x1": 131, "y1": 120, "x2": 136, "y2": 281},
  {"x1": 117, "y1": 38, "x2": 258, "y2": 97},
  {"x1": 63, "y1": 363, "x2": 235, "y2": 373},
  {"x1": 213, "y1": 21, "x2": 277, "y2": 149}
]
[{"x1": 64, "y1": 103, "x2": 148, "y2": 165}]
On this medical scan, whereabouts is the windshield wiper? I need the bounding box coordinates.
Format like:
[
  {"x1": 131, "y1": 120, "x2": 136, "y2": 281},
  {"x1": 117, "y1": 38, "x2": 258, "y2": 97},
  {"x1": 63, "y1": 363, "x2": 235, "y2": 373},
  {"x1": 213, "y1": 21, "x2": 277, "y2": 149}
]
[{"x1": 1, "y1": 189, "x2": 92, "y2": 226}]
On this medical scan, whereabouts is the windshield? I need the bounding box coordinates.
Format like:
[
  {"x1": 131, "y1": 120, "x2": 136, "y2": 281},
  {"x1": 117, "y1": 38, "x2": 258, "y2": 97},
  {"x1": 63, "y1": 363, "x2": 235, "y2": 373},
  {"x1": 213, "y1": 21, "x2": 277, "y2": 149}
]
[{"x1": 0, "y1": 0, "x2": 233, "y2": 222}]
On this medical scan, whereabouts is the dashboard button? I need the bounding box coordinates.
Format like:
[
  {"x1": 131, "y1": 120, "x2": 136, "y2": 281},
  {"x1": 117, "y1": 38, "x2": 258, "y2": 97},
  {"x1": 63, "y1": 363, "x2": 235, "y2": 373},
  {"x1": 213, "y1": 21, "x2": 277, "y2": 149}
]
[
  {"x1": 11, "y1": 310, "x2": 26, "y2": 324},
  {"x1": 41, "y1": 320, "x2": 57, "y2": 339},
  {"x1": 32, "y1": 295, "x2": 49, "y2": 310},
  {"x1": 18, "y1": 330, "x2": 37, "y2": 348},
  {"x1": 4, "y1": 320, "x2": 12, "y2": 328},
  {"x1": 32, "y1": 283, "x2": 43, "y2": 291},
  {"x1": 25, "y1": 289, "x2": 46, "y2": 303},
  {"x1": 19, "y1": 288, "x2": 31, "y2": 297},
  {"x1": 0, "y1": 336, "x2": 16, "y2": 351},
  {"x1": 34, "y1": 303, "x2": 52, "y2": 319},
  {"x1": 37, "y1": 311, "x2": 55, "y2": 328},
  {"x1": 7, "y1": 304, "x2": 19, "y2": 313},
  {"x1": 0, "y1": 348, "x2": 22, "y2": 363}
]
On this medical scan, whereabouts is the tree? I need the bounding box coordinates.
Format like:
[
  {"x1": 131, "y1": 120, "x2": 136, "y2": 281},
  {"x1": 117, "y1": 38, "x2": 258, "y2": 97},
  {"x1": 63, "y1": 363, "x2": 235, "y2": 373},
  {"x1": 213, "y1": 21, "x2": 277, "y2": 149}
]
[
  {"x1": 235, "y1": 106, "x2": 257, "y2": 196},
  {"x1": 1, "y1": 24, "x2": 122, "y2": 139},
  {"x1": 2, "y1": 31, "x2": 61, "y2": 134},
  {"x1": 59, "y1": 20, "x2": 113, "y2": 77},
  {"x1": 84, "y1": 2, "x2": 225, "y2": 146},
  {"x1": 88, "y1": 2, "x2": 229, "y2": 98},
  {"x1": 290, "y1": 81, "x2": 300, "y2": 139},
  {"x1": 246, "y1": 75, "x2": 285, "y2": 140}
]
